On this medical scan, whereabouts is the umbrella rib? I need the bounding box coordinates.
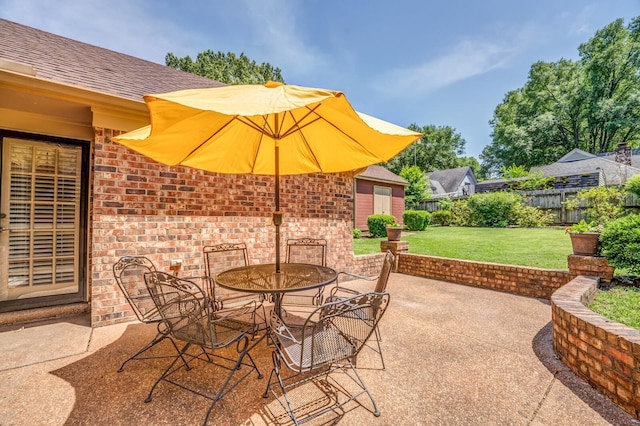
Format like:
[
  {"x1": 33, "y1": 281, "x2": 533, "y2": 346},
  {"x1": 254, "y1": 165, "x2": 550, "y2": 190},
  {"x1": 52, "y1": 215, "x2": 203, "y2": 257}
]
[{"x1": 179, "y1": 115, "x2": 237, "y2": 164}]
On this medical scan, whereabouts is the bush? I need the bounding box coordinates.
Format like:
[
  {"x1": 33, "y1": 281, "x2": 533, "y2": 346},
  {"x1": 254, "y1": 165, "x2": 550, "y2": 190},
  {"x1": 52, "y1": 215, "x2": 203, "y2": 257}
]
[
  {"x1": 564, "y1": 186, "x2": 626, "y2": 225},
  {"x1": 367, "y1": 214, "x2": 396, "y2": 237},
  {"x1": 510, "y1": 204, "x2": 555, "y2": 227},
  {"x1": 353, "y1": 228, "x2": 361, "y2": 239},
  {"x1": 466, "y1": 192, "x2": 522, "y2": 227},
  {"x1": 403, "y1": 210, "x2": 431, "y2": 231},
  {"x1": 600, "y1": 214, "x2": 640, "y2": 274},
  {"x1": 431, "y1": 210, "x2": 452, "y2": 226},
  {"x1": 626, "y1": 175, "x2": 640, "y2": 198},
  {"x1": 450, "y1": 200, "x2": 471, "y2": 226}
]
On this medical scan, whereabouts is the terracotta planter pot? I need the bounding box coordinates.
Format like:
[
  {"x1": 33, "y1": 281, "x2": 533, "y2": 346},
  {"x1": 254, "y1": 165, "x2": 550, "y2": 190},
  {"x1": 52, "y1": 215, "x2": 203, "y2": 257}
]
[
  {"x1": 386, "y1": 226, "x2": 403, "y2": 241},
  {"x1": 569, "y1": 232, "x2": 600, "y2": 256}
]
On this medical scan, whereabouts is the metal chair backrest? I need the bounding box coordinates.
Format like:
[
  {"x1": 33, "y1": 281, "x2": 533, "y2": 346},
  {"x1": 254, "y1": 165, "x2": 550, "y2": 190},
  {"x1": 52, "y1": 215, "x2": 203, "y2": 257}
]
[
  {"x1": 273, "y1": 291, "x2": 390, "y2": 372},
  {"x1": 285, "y1": 238, "x2": 327, "y2": 266},
  {"x1": 144, "y1": 271, "x2": 210, "y2": 347},
  {"x1": 113, "y1": 256, "x2": 159, "y2": 323},
  {"x1": 374, "y1": 251, "x2": 394, "y2": 293},
  {"x1": 203, "y1": 243, "x2": 249, "y2": 276}
]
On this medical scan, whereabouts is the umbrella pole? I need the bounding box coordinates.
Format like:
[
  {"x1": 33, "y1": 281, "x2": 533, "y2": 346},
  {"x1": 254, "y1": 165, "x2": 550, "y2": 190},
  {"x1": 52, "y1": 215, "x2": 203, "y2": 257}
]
[{"x1": 273, "y1": 145, "x2": 282, "y2": 273}]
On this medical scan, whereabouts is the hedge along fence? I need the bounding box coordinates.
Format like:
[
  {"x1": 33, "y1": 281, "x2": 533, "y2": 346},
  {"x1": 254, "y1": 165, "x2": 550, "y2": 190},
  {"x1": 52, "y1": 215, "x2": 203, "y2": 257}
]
[{"x1": 418, "y1": 189, "x2": 640, "y2": 226}]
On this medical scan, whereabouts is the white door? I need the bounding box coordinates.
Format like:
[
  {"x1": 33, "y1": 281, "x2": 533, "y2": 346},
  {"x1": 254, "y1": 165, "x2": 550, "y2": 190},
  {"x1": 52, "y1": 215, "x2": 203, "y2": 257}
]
[
  {"x1": 1, "y1": 137, "x2": 85, "y2": 306},
  {"x1": 373, "y1": 186, "x2": 392, "y2": 215}
]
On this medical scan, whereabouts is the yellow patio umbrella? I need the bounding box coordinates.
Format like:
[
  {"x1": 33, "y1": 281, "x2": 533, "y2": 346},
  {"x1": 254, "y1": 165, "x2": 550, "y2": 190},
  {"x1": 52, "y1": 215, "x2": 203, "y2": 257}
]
[{"x1": 113, "y1": 81, "x2": 421, "y2": 272}]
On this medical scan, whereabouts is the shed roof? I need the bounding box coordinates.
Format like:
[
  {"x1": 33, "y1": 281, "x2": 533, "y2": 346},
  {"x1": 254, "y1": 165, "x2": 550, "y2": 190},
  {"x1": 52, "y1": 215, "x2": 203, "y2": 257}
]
[
  {"x1": 0, "y1": 18, "x2": 223, "y2": 102},
  {"x1": 355, "y1": 165, "x2": 408, "y2": 186}
]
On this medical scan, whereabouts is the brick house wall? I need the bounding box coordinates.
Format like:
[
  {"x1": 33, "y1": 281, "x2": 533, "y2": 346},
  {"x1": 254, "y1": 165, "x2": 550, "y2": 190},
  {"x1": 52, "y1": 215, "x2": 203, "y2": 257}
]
[{"x1": 90, "y1": 128, "x2": 357, "y2": 326}]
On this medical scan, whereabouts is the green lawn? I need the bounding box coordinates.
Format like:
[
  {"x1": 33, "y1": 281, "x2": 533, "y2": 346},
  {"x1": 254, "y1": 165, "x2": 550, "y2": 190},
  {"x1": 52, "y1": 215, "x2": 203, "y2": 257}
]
[
  {"x1": 353, "y1": 226, "x2": 573, "y2": 270},
  {"x1": 589, "y1": 286, "x2": 640, "y2": 330}
]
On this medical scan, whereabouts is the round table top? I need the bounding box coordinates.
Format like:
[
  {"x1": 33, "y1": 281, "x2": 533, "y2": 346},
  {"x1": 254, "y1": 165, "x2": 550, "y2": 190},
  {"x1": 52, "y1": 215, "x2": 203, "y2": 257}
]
[{"x1": 215, "y1": 263, "x2": 337, "y2": 294}]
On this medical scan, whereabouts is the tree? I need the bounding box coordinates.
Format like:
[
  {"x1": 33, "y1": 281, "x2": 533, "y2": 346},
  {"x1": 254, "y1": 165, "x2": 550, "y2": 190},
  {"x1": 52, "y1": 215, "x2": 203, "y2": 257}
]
[
  {"x1": 399, "y1": 165, "x2": 430, "y2": 209},
  {"x1": 385, "y1": 124, "x2": 467, "y2": 174},
  {"x1": 481, "y1": 17, "x2": 640, "y2": 174},
  {"x1": 166, "y1": 50, "x2": 284, "y2": 85}
]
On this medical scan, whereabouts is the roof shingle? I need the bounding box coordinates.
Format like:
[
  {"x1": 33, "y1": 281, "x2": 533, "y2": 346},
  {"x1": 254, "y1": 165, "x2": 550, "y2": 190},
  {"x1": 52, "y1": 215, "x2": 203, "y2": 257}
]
[{"x1": 0, "y1": 19, "x2": 223, "y2": 101}]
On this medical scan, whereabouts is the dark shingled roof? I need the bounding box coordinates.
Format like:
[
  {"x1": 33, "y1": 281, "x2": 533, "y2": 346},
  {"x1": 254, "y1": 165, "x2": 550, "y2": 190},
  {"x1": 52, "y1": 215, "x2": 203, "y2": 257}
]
[
  {"x1": 356, "y1": 165, "x2": 408, "y2": 185},
  {"x1": 425, "y1": 166, "x2": 472, "y2": 193},
  {"x1": 0, "y1": 18, "x2": 224, "y2": 101}
]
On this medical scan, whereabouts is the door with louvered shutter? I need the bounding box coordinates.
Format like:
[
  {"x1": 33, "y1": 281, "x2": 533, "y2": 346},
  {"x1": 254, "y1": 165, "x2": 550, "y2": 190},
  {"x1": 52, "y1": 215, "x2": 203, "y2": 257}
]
[{"x1": 1, "y1": 138, "x2": 83, "y2": 303}]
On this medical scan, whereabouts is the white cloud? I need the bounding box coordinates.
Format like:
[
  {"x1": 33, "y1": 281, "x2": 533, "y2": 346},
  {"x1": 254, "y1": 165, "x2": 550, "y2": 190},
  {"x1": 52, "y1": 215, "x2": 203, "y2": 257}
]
[
  {"x1": 237, "y1": 0, "x2": 327, "y2": 77},
  {"x1": 376, "y1": 38, "x2": 517, "y2": 98}
]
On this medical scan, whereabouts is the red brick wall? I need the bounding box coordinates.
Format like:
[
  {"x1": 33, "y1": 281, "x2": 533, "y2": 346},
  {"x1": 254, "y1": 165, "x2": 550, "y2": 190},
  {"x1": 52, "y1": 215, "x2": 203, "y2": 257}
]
[
  {"x1": 551, "y1": 276, "x2": 640, "y2": 419},
  {"x1": 398, "y1": 253, "x2": 572, "y2": 299},
  {"x1": 90, "y1": 128, "x2": 357, "y2": 326}
]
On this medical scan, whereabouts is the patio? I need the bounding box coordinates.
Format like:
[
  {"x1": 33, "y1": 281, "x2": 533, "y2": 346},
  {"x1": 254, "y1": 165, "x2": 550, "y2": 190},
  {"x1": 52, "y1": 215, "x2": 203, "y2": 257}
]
[{"x1": 0, "y1": 274, "x2": 636, "y2": 425}]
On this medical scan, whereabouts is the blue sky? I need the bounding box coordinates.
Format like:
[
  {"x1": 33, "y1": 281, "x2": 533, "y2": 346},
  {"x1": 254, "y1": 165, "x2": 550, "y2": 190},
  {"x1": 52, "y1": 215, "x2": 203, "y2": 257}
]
[{"x1": 1, "y1": 0, "x2": 639, "y2": 159}]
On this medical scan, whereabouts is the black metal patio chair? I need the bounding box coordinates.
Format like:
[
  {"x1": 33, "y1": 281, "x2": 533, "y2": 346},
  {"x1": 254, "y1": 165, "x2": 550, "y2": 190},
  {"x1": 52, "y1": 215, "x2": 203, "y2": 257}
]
[
  {"x1": 112, "y1": 256, "x2": 182, "y2": 372},
  {"x1": 279, "y1": 238, "x2": 328, "y2": 321},
  {"x1": 143, "y1": 271, "x2": 263, "y2": 426},
  {"x1": 203, "y1": 242, "x2": 267, "y2": 331},
  {"x1": 327, "y1": 250, "x2": 394, "y2": 369},
  {"x1": 263, "y1": 291, "x2": 390, "y2": 425}
]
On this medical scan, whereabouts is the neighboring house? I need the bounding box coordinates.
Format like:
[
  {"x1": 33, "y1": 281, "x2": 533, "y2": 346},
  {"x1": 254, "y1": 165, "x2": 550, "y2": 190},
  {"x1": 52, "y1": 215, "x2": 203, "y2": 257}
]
[
  {"x1": 425, "y1": 166, "x2": 476, "y2": 199},
  {"x1": 0, "y1": 19, "x2": 357, "y2": 326},
  {"x1": 531, "y1": 144, "x2": 640, "y2": 187},
  {"x1": 354, "y1": 165, "x2": 407, "y2": 230}
]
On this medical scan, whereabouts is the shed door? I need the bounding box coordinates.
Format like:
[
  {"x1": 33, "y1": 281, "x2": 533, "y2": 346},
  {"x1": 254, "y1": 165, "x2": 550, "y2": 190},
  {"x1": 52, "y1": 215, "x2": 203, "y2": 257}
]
[
  {"x1": 0, "y1": 136, "x2": 87, "y2": 310},
  {"x1": 373, "y1": 185, "x2": 392, "y2": 215}
]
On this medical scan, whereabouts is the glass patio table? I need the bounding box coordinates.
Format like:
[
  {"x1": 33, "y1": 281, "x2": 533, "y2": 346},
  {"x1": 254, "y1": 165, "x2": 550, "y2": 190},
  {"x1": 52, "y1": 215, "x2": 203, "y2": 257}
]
[{"x1": 215, "y1": 263, "x2": 337, "y2": 317}]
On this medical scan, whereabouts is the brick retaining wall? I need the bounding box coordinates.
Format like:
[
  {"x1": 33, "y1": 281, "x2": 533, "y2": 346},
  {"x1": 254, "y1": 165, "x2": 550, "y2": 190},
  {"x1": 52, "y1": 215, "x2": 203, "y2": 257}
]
[
  {"x1": 398, "y1": 253, "x2": 572, "y2": 299},
  {"x1": 551, "y1": 276, "x2": 640, "y2": 419}
]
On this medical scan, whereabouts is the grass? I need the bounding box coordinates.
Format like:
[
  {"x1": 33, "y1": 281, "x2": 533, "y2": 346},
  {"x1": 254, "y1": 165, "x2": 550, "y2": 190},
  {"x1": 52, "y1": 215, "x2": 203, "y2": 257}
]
[
  {"x1": 589, "y1": 286, "x2": 640, "y2": 330},
  {"x1": 353, "y1": 226, "x2": 572, "y2": 270}
]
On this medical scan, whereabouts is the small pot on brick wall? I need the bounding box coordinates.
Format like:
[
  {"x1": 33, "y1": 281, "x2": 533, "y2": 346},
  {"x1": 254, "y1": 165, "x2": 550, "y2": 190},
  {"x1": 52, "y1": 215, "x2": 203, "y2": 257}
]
[{"x1": 386, "y1": 225, "x2": 403, "y2": 242}]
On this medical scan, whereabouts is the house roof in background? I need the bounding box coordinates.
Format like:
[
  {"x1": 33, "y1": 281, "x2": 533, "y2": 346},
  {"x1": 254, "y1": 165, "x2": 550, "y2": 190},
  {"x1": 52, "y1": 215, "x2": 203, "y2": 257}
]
[
  {"x1": 425, "y1": 166, "x2": 475, "y2": 194},
  {"x1": 355, "y1": 165, "x2": 408, "y2": 186},
  {"x1": 0, "y1": 19, "x2": 223, "y2": 102},
  {"x1": 557, "y1": 148, "x2": 597, "y2": 163},
  {"x1": 532, "y1": 154, "x2": 640, "y2": 185}
]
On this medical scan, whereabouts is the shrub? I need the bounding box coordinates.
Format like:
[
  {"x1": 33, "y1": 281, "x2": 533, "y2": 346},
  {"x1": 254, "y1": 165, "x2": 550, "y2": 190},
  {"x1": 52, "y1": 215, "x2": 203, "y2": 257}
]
[
  {"x1": 510, "y1": 204, "x2": 555, "y2": 227},
  {"x1": 403, "y1": 210, "x2": 431, "y2": 231},
  {"x1": 353, "y1": 228, "x2": 361, "y2": 239},
  {"x1": 626, "y1": 175, "x2": 640, "y2": 198},
  {"x1": 367, "y1": 214, "x2": 396, "y2": 237},
  {"x1": 450, "y1": 199, "x2": 471, "y2": 226},
  {"x1": 466, "y1": 191, "x2": 522, "y2": 227},
  {"x1": 600, "y1": 214, "x2": 640, "y2": 274},
  {"x1": 431, "y1": 210, "x2": 452, "y2": 226},
  {"x1": 564, "y1": 186, "x2": 626, "y2": 225}
]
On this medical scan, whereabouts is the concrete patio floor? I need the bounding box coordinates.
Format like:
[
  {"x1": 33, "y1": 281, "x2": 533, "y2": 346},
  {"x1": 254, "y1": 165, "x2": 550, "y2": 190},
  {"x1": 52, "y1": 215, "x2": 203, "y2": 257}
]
[{"x1": 0, "y1": 274, "x2": 638, "y2": 425}]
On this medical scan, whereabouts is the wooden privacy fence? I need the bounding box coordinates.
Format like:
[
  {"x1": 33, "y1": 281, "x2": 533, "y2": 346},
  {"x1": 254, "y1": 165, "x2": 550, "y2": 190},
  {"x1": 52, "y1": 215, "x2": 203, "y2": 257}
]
[{"x1": 418, "y1": 189, "x2": 640, "y2": 225}]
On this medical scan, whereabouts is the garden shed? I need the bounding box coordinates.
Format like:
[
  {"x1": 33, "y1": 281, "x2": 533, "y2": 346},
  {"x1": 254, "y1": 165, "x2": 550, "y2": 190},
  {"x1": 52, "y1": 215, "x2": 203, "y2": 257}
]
[{"x1": 354, "y1": 165, "x2": 407, "y2": 231}]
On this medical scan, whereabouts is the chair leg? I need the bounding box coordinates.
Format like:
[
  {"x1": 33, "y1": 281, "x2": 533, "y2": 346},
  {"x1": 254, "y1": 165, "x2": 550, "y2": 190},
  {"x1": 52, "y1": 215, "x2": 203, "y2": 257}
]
[
  {"x1": 263, "y1": 351, "x2": 300, "y2": 425},
  {"x1": 117, "y1": 329, "x2": 167, "y2": 372},
  {"x1": 374, "y1": 325, "x2": 385, "y2": 370},
  {"x1": 145, "y1": 342, "x2": 192, "y2": 403},
  {"x1": 201, "y1": 336, "x2": 263, "y2": 425}
]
